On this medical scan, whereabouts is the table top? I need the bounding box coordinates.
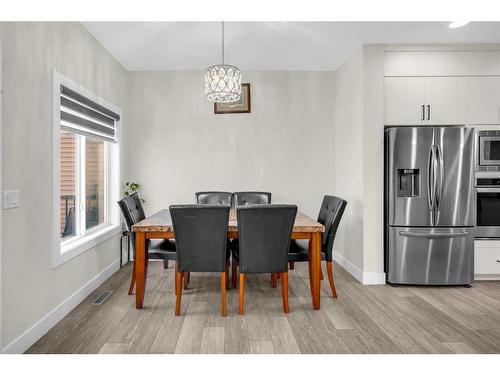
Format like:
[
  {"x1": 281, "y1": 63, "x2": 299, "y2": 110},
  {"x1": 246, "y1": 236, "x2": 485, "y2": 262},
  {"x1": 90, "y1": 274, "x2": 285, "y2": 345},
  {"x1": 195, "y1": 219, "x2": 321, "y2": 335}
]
[{"x1": 132, "y1": 208, "x2": 324, "y2": 233}]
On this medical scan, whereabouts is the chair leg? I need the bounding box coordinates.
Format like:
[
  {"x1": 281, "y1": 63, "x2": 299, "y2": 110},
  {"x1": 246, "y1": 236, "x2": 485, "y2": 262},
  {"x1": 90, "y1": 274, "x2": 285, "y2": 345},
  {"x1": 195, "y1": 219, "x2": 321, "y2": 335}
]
[
  {"x1": 120, "y1": 235, "x2": 123, "y2": 268},
  {"x1": 128, "y1": 260, "x2": 136, "y2": 295},
  {"x1": 127, "y1": 235, "x2": 131, "y2": 263},
  {"x1": 231, "y1": 258, "x2": 238, "y2": 289},
  {"x1": 289, "y1": 261, "x2": 294, "y2": 270},
  {"x1": 326, "y1": 261, "x2": 338, "y2": 298},
  {"x1": 221, "y1": 271, "x2": 227, "y2": 316},
  {"x1": 320, "y1": 265, "x2": 324, "y2": 280},
  {"x1": 175, "y1": 271, "x2": 183, "y2": 316},
  {"x1": 175, "y1": 262, "x2": 179, "y2": 295},
  {"x1": 280, "y1": 272, "x2": 289, "y2": 313},
  {"x1": 225, "y1": 263, "x2": 230, "y2": 289},
  {"x1": 239, "y1": 273, "x2": 246, "y2": 315},
  {"x1": 183, "y1": 272, "x2": 189, "y2": 290},
  {"x1": 271, "y1": 273, "x2": 278, "y2": 288},
  {"x1": 163, "y1": 259, "x2": 169, "y2": 269}
]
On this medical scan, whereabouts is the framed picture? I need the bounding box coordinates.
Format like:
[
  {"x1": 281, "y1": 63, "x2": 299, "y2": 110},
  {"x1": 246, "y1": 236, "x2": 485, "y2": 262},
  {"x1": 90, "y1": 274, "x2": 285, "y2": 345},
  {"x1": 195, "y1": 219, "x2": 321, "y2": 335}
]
[{"x1": 214, "y1": 83, "x2": 251, "y2": 114}]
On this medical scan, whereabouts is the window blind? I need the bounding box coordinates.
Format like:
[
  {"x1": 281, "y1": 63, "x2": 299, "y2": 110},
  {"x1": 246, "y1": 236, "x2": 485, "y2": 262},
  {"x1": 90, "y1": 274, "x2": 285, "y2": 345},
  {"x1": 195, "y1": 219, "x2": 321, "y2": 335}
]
[{"x1": 60, "y1": 85, "x2": 119, "y2": 143}]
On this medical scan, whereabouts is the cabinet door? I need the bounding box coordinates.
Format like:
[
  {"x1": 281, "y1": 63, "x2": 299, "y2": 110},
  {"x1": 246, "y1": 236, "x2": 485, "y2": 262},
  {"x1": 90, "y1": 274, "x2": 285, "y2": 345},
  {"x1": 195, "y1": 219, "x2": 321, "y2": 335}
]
[
  {"x1": 424, "y1": 77, "x2": 466, "y2": 125},
  {"x1": 466, "y1": 76, "x2": 500, "y2": 125},
  {"x1": 384, "y1": 77, "x2": 425, "y2": 125},
  {"x1": 474, "y1": 241, "x2": 500, "y2": 279}
]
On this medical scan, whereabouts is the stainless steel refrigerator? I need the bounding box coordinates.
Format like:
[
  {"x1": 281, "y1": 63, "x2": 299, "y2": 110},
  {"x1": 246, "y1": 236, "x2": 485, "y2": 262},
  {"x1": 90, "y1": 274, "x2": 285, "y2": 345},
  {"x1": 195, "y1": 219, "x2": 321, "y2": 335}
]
[{"x1": 385, "y1": 126, "x2": 475, "y2": 285}]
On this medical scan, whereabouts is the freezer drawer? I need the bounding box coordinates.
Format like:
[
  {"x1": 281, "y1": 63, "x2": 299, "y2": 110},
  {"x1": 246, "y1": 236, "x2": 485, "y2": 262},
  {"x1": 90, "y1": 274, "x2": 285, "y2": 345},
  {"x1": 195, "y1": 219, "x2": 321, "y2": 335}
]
[{"x1": 388, "y1": 226, "x2": 474, "y2": 285}]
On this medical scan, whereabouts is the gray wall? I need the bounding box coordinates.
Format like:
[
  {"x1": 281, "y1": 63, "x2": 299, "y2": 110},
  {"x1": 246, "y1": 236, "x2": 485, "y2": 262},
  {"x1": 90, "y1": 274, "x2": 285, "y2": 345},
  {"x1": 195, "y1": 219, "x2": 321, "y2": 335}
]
[
  {"x1": 1, "y1": 22, "x2": 127, "y2": 349},
  {"x1": 332, "y1": 48, "x2": 365, "y2": 272},
  {"x1": 125, "y1": 71, "x2": 335, "y2": 218},
  {"x1": 332, "y1": 46, "x2": 385, "y2": 283},
  {"x1": 362, "y1": 45, "x2": 385, "y2": 278}
]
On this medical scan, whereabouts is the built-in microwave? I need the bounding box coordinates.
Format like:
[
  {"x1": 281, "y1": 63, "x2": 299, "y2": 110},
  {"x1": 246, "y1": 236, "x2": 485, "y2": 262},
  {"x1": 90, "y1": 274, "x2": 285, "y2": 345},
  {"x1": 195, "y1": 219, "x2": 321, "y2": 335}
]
[{"x1": 477, "y1": 130, "x2": 500, "y2": 171}]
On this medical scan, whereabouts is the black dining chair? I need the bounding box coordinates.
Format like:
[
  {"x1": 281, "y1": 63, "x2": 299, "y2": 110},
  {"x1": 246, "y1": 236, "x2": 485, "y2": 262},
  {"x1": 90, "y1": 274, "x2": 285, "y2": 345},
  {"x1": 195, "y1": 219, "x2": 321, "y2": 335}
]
[
  {"x1": 288, "y1": 195, "x2": 347, "y2": 298},
  {"x1": 233, "y1": 191, "x2": 271, "y2": 207},
  {"x1": 169, "y1": 204, "x2": 230, "y2": 316},
  {"x1": 62, "y1": 207, "x2": 75, "y2": 238},
  {"x1": 195, "y1": 191, "x2": 233, "y2": 207},
  {"x1": 193, "y1": 191, "x2": 234, "y2": 288},
  {"x1": 118, "y1": 193, "x2": 177, "y2": 295},
  {"x1": 230, "y1": 192, "x2": 272, "y2": 270},
  {"x1": 232, "y1": 205, "x2": 297, "y2": 314}
]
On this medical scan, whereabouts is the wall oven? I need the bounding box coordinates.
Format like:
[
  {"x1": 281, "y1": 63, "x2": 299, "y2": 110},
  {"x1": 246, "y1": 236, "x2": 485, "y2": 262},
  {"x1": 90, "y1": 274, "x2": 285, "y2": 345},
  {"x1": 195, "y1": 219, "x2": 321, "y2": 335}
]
[
  {"x1": 476, "y1": 177, "x2": 500, "y2": 238},
  {"x1": 476, "y1": 130, "x2": 500, "y2": 172}
]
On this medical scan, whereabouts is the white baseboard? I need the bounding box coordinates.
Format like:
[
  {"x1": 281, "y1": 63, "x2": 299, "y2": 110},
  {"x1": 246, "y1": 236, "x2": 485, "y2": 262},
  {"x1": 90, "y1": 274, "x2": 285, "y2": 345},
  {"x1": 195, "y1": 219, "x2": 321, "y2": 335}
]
[
  {"x1": 474, "y1": 275, "x2": 500, "y2": 281},
  {"x1": 333, "y1": 252, "x2": 386, "y2": 285},
  {"x1": 1, "y1": 259, "x2": 120, "y2": 354},
  {"x1": 362, "y1": 271, "x2": 387, "y2": 285},
  {"x1": 333, "y1": 252, "x2": 364, "y2": 283}
]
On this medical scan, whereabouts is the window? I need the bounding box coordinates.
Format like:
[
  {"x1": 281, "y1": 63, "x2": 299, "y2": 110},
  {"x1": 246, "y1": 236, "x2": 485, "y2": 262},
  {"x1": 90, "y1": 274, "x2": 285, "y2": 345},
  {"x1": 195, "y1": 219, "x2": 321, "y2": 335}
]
[
  {"x1": 59, "y1": 133, "x2": 107, "y2": 241},
  {"x1": 53, "y1": 72, "x2": 121, "y2": 267}
]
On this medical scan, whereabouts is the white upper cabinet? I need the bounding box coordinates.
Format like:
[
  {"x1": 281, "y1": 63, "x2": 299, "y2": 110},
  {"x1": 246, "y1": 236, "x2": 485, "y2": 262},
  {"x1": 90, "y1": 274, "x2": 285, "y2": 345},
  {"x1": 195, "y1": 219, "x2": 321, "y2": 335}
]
[
  {"x1": 385, "y1": 76, "x2": 467, "y2": 126},
  {"x1": 424, "y1": 77, "x2": 466, "y2": 125},
  {"x1": 466, "y1": 76, "x2": 500, "y2": 125},
  {"x1": 384, "y1": 77, "x2": 425, "y2": 125}
]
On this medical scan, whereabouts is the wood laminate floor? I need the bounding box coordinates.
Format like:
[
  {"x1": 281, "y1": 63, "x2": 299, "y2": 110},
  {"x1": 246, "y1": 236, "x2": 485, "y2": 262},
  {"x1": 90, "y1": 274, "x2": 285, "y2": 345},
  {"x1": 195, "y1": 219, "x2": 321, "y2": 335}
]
[{"x1": 26, "y1": 261, "x2": 500, "y2": 354}]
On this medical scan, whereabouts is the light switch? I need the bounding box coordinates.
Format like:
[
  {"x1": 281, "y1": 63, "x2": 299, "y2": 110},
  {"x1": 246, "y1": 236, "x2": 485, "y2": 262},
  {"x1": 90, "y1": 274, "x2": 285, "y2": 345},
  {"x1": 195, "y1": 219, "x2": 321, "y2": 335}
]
[{"x1": 3, "y1": 191, "x2": 20, "y2": 209}]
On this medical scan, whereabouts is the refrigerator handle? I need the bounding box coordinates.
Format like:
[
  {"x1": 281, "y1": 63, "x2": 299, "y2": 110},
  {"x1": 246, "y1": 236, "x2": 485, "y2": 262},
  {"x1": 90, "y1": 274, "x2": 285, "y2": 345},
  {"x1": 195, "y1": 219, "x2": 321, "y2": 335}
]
[
  {"x1": 427, "y1": 145, "x2": 437, "y2": 223},
  {"x1": 399, "y1": 231, "x2": 468, "y2": 238},
  {"x1": 435, "y1": 145, "x2": 444, "y2": 212}
]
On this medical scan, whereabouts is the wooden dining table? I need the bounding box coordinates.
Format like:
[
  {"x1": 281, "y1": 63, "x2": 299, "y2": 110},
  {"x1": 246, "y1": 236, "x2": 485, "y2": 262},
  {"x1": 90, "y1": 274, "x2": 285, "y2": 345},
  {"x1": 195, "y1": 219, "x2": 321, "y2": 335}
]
[{"x1": 132, "y1": 208, "x2": 325, "y2": 310}]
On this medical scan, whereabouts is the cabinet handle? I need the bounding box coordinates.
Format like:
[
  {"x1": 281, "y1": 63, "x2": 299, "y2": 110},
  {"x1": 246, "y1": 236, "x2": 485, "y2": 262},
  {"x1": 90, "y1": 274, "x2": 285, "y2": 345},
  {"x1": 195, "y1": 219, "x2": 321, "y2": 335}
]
[
  {"x1": 421, "y1": 105, "x2": 425, "y2": 121},
  {"x1": 427, "y1": 105, "x2": 431, "y2": 121}
]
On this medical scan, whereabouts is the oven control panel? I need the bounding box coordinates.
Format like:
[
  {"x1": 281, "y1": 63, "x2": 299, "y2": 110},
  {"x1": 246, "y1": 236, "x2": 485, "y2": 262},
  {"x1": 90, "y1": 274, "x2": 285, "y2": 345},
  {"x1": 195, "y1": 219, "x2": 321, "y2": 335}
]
[{"x1": 476, "y1": 178, "x2": 500, "y2": 187}]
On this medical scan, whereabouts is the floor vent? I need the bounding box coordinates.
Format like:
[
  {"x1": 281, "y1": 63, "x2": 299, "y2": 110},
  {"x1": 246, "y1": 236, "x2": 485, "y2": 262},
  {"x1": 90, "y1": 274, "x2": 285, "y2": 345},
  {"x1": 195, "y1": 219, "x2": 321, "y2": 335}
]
[{"x1": 92, "y1": 291, "x2": 113, "y2": 305}]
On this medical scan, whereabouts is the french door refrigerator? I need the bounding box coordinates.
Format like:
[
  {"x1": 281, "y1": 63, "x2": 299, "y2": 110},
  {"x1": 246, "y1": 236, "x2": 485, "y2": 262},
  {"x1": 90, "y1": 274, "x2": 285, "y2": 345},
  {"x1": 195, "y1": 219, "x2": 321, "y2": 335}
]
[{"x1": 385, "y1": 126, "x2": 475, "y2": 285}]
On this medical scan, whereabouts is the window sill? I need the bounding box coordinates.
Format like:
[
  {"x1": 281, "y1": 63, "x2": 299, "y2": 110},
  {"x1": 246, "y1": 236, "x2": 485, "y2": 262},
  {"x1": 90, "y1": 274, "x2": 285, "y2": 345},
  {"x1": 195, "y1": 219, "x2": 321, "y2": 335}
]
[{"x1": 53, "y1": 224, "x2": 121, "y2": 268}]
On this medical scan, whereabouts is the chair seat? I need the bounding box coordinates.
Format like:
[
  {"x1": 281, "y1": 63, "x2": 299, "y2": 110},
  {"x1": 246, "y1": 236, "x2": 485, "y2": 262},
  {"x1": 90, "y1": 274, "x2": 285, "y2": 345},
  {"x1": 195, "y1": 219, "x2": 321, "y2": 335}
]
[
  {"x1": 287, "y1": 240, "x2": 326, "y2": 262},
  {"x1": 148, "y1": 239, "x2": 177, "y2": 260}
]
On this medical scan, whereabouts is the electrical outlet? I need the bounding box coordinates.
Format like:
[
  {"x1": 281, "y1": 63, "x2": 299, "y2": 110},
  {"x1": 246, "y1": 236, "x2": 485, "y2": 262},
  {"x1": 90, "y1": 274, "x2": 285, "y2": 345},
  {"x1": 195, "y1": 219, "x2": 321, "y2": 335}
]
[{"x1": 3, "y1": 191, "x2": 20, "y2": 209}]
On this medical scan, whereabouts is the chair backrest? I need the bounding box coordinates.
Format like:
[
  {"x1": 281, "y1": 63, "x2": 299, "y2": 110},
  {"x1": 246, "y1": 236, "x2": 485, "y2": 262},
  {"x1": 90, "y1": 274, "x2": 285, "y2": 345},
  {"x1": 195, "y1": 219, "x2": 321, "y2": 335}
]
[
  {"x1": 234, "y1": 191, "x2": 272, "y2": 207},
  {"x1": 237, "y1": 205, "x2": 297, "y2": 274},
  {"x1": 62, "y1": 207, "x2": 75, "y2": 238},
  {"x1": 317, "y1": 195, "x2": 347, "y2": 260},
  {"x1": 195, "y1": 191, "x2": 233, "y2": 207},
  {"x1": 170, "y1": 204, "x2": 230, "y2": 273},
  {"x1": 117, "y1": 193, "x2": 146, "y2": 253},
  {"x1": 118, "y1": 193, "x2": 146, "y2": 232}
]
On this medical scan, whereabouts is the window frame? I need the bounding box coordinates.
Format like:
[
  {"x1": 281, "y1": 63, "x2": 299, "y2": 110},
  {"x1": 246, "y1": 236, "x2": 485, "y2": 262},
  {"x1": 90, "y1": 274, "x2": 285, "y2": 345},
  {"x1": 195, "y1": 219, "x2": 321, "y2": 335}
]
[{"x1": 52, "y1": 71, "x2": 122, "y2": 268}]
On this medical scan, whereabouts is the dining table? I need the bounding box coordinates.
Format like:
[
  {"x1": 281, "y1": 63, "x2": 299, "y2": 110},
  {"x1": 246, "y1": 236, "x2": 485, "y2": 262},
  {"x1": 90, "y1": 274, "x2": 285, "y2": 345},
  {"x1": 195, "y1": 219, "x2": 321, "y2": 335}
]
[{"x1": 132, "y1": 208, "x2": 325, "y2": 310}]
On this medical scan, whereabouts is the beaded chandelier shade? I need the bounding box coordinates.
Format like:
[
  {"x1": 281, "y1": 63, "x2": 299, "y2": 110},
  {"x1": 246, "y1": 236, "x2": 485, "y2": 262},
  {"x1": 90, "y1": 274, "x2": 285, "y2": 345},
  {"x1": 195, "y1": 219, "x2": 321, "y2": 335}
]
[{"x1": 205, "y1": 22, "x2": 242, "y2": 103}]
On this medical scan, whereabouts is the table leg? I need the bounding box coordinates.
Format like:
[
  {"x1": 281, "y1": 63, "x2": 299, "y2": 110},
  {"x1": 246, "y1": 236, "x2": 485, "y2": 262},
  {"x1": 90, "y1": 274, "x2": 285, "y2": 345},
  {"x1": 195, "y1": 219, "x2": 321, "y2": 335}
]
[
  {"x1": 135, "y1": 231, "x2": 146, "y2": 309},
  {"x1": 309, "y1": 232, "x2": 321, "y2": 310}
]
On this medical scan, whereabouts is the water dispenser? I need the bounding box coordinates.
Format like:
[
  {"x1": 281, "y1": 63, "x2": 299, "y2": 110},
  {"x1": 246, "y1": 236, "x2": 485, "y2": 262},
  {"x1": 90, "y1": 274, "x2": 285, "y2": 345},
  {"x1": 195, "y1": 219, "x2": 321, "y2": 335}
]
[{"x1": 397, "y1": 169, "x2": 420, "y2": 197}]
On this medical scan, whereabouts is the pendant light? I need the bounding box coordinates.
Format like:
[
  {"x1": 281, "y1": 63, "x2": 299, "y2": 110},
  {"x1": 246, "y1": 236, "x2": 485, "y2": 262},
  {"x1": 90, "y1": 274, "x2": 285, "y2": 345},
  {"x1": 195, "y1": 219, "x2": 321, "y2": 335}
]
[{"x1": 205, "y1": 22, "x2": 242, "y2": 103}]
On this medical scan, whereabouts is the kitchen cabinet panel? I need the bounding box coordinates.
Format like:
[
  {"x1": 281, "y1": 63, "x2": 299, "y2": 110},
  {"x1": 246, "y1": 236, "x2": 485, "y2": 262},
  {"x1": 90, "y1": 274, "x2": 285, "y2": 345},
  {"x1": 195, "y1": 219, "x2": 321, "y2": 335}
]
[
  {"x1": 384, "y1": 77, "x2": 425, "y2": 125},
  {"x1": 474, "y1": 241, "x2": 500, "y2": 280},
  {"x1": 424, "y1": 77, "x2": 466, "y2": 125},
  {"x1": 466, "y1": 76, "x2": 500, "y2": 125}
]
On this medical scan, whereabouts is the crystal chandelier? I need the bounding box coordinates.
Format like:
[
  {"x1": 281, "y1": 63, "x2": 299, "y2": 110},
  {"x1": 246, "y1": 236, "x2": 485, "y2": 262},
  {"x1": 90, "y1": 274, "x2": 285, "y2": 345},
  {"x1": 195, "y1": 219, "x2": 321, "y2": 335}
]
[{"x1": 205, "y1": 22, "x2": 242, "y2": 103}]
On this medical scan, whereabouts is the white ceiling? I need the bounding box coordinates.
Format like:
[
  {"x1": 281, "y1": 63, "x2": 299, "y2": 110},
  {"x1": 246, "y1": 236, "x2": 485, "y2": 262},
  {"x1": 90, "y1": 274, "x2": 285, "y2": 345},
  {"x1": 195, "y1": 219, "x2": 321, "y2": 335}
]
[{"x1": 82, "y1": 22, "x2": 500, "y2": 71}]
